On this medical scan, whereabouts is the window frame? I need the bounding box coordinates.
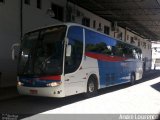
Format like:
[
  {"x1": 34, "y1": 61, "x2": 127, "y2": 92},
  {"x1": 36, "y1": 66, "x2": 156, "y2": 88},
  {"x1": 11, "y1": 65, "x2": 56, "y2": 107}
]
[
  {"x1": 51, "y1": 3, "x2": 64, "y2": 21},
  {"x1": 93, "y1": 20, "x2": 96, "y2": 29},
  {"x1": 104, "y1": 25, "x2": 110, "y2": 35}
]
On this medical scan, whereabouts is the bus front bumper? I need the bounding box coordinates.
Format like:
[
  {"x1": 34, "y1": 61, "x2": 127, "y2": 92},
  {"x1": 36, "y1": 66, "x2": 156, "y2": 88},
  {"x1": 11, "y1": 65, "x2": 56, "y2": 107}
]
[{"x1": 17, "y1": 85, "x2": 65, "y2": 98}]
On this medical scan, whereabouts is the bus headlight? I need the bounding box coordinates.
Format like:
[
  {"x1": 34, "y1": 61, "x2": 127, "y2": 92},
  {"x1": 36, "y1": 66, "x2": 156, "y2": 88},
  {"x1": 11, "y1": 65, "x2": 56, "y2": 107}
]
[
  {"x1": 17, "y1": 81, "x2": 24, "y2": 86},
  {"x1": 46, "y1": 82, "x2": 62, "y2": 87}
]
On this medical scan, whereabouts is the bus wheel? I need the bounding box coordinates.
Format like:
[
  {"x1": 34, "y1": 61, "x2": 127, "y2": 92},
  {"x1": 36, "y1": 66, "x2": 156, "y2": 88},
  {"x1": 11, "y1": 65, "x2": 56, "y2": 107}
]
[
  {"x1": 130, "y1": 73, "x2": 135, "y2": 85},
  {"x1": 85, "y1": 75, "x2": 98, "y2": 98}
]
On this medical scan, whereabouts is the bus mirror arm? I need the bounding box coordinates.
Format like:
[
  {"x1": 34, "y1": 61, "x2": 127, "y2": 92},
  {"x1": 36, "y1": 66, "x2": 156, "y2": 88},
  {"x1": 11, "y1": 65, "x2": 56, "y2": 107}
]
[
  {"x1": 66, "y1": 45, "x2": 72, "y2": 57},
  {"x1": 11, "y1": 43, "x2": 20, "y2": 60}
]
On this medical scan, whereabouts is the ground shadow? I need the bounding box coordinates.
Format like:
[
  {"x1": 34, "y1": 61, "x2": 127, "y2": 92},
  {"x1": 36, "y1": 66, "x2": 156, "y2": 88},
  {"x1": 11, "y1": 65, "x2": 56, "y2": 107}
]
[
  {"x1": 151, "y1": 82, "x2": 160, "y2": 92},
  {"x1": 0, "y1": 70, "x2": 160, "y2": 119},
  {"x1": 138, "y1": 70, "x2": 160, "y2": 84}
]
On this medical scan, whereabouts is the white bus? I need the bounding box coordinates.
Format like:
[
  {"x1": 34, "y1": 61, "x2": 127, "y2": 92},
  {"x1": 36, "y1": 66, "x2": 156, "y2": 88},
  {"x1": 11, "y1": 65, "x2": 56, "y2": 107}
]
[{"x1": 13, "y1": 23, "x2": 143, "y2": 97}]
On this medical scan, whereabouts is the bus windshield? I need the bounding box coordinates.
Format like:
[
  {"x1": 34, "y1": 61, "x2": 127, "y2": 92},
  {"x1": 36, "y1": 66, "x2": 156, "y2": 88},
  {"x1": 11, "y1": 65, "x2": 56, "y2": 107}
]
[{"x1": 18, "y1": 25, "x2": 66, "y2": 76}]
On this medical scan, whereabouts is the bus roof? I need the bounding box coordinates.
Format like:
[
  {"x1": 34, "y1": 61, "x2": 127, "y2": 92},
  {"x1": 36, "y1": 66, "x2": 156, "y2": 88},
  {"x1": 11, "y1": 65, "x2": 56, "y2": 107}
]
[{"x1": 25, "y1": 22, "x2": 141, "y2": 49}]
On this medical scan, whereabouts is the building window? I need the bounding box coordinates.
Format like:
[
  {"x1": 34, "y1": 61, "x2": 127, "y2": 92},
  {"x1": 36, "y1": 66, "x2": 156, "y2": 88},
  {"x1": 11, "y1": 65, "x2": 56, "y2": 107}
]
[
  {"x1": 104, "y1": 26, "x2": 110, "y2": 35},
  {"x1": 130, "y1": 37, "x2": 135, "y2": 44},
  {"x1": 24, "y1": 0, "x2": 30, "y2": 5},
  {"x1": 71, "y1": 15, "x2": 75, "y2": 22},
  {"x1": 82, "y1": 17, "x2": 90, "y2": 27},
  {"x1": 138, "y1": 39, "x2": 140, "y2": 47},
  {"x1": 0, "y1": 0, "x2": 4, "y2": 3},
  {"x1": 117, "y1": 32, "x2": 123, "y2": 40},
  {"x1": 148, "y1": 44, "x2": 151, "y2": 49},
  {"x1": 93, "y1": 20, "x2": 96, "y2": 28},
  {"x1": 127, "y1": 35, "x2": 129, "y2": 40},
  {"x1": 51, "y1": 3, "x2": 64, "y2": 21},
  {"x1": 37, "y1": 0, "x2": 41, "y2": 9},
  {"x1": 143, "y1": 42, "x2": 146, "y2": 48},
  {"x1": 97, "y1": 23, "x2": 102, "y2": 31},
  {"x1": 99, "y1": 23, "x2": 101, "y2": 28}
]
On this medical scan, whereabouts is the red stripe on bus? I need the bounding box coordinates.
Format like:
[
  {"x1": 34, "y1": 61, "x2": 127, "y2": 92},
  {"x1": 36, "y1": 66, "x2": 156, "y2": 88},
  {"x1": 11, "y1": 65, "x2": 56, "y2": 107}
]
[
  {"x1": 39, "y1": 75, "x2": 61, "y2": 81},
  {"x1": 85, "y1": 52, "x2": 127, "y2": 62}
]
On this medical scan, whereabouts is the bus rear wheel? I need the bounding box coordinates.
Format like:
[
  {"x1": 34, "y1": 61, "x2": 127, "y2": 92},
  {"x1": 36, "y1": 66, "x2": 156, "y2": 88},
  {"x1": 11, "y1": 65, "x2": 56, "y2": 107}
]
[{"x1": 85, "y1": 75, "x2": 98, "y2": 98}]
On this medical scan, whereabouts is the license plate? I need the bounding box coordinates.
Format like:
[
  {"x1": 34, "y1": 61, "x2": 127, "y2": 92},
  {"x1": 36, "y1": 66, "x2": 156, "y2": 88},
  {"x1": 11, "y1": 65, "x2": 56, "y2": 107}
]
[{"x1": 30, "y1": 90, "x2": 38, "y2": 94}]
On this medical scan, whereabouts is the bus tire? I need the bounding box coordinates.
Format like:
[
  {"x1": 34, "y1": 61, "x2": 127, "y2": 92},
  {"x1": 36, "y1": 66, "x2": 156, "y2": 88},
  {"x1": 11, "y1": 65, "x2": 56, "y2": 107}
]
[
  {"x1": 84, "y1": 75, "x2": 98, "y2": 98},
  {"x1": 130, "y1": 73, "x2": 135, "y2": 85}
]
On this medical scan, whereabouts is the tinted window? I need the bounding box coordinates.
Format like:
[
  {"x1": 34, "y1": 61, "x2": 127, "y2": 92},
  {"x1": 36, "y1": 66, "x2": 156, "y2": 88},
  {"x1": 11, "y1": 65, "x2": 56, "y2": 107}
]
[
  {"x1": 65, "y1": 26, "x2": 83, "y2": 73},
  {"x1": 18, "y1": 26, "x2": 66, "y2": 76},
  {"x1": 121, "y1": 44, "x2": 133, "y2": 58},
  {"x1": 85, "y1": 29, "x2": 142, "y2": 59},
  {"x1": 85, "y1": 29, "x2": 116, "y2": 56},
  {"x1": 114, "y1": 41, "x2": 142, "y2": 59}
]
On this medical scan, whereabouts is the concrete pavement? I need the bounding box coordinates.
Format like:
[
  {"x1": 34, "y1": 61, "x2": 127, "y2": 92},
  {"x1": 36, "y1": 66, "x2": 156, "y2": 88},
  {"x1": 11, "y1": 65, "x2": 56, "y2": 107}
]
[
  {"x1": 0, "y1": 86, "x2": 19, "y2": 101},
  {"x1": 0, "y1": 70, "x2": 159, "y2": 120}
]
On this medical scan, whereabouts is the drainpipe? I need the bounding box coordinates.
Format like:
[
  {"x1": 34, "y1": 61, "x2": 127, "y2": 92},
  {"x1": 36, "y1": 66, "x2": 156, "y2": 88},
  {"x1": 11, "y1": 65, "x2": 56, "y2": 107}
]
[
  {"x1": 20, "y1": 0, "x2": 23, "y2": 41},
  {"x1": 0, "y1": 72, "x2": 1, "y2": 87},
  {"x1": 66, "y1": 0, "x2": 68, "y2": 22},
  {"x1": 125, "y1": 27, "x2": 127, "y2": 42}
]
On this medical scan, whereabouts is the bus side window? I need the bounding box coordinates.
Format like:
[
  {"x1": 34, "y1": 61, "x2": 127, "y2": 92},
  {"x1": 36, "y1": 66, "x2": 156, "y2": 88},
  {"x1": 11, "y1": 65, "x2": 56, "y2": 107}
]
[
  {"x1": 85, "y1": 29, "x2": 116, "y2": 56},
  {"x1": 135, "y1": 48, "x2": 142, "y2": 60},
  {"x1": 128, "y1": 47, "x2": 134, "y2": 58},
  {"x1": 121, "y1": 44, "x2": 133, "y2": 58},
  {"x1": 132, "y1": 49, "x2": 137, "y2": 59},
  {"x1": 105, "y1": 45, "x2": 113, "y2": 55},
  {"x1": 114, "y1": 42, "x2": 124, "y2": 56}
]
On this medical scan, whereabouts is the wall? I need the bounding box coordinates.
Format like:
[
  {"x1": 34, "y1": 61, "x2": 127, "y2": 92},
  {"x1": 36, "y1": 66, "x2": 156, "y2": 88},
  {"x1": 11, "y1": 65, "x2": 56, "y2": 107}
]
[
  {"x1": 0, "y1": 0, "x2": 20, "y2": 87},
  {"x1": 23, "y1": 0, "x2": 66, "y2": 34}
]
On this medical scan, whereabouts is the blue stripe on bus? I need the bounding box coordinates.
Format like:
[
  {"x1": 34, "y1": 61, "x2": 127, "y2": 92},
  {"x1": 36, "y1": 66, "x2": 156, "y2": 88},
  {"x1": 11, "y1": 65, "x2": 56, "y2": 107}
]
[{"x1": 98, "y1": 60, "x2": 131, "y2": 88}]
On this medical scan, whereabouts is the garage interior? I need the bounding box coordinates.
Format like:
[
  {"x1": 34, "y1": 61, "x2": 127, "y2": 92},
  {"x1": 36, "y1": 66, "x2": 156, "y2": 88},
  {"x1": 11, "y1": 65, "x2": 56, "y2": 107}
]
[
  {"x1": 69, "y1": 0, "x2": 160, "y2": 41},
  {"x1": 0, "y1": 1, "x2": 160, "y2": 119}
]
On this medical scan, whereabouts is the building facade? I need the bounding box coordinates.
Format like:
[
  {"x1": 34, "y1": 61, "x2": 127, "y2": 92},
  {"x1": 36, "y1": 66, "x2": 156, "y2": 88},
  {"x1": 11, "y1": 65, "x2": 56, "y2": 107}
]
[{"x1": 0, "y1": 0, "x2": 151, "y2": 87}]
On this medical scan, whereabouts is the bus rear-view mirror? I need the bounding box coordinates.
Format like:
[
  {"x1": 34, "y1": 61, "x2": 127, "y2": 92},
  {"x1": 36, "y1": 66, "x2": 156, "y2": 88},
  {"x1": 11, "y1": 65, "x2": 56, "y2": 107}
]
[
  {"x1": 66, "y1": 45, "x2": 72, "y2": 57},
  {"x1": 11, "y1": 43, "x2": 20, "y2": 60}
]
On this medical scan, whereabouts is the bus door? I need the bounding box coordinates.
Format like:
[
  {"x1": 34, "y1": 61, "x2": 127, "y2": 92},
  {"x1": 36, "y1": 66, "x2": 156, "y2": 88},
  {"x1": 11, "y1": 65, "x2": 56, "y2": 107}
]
[
  {"x1": 64, "y1": 69, "x2": 86, "y2": 96},
  {"x1": 64, "y1": 26, "x2": 85, "y2": 96}
]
